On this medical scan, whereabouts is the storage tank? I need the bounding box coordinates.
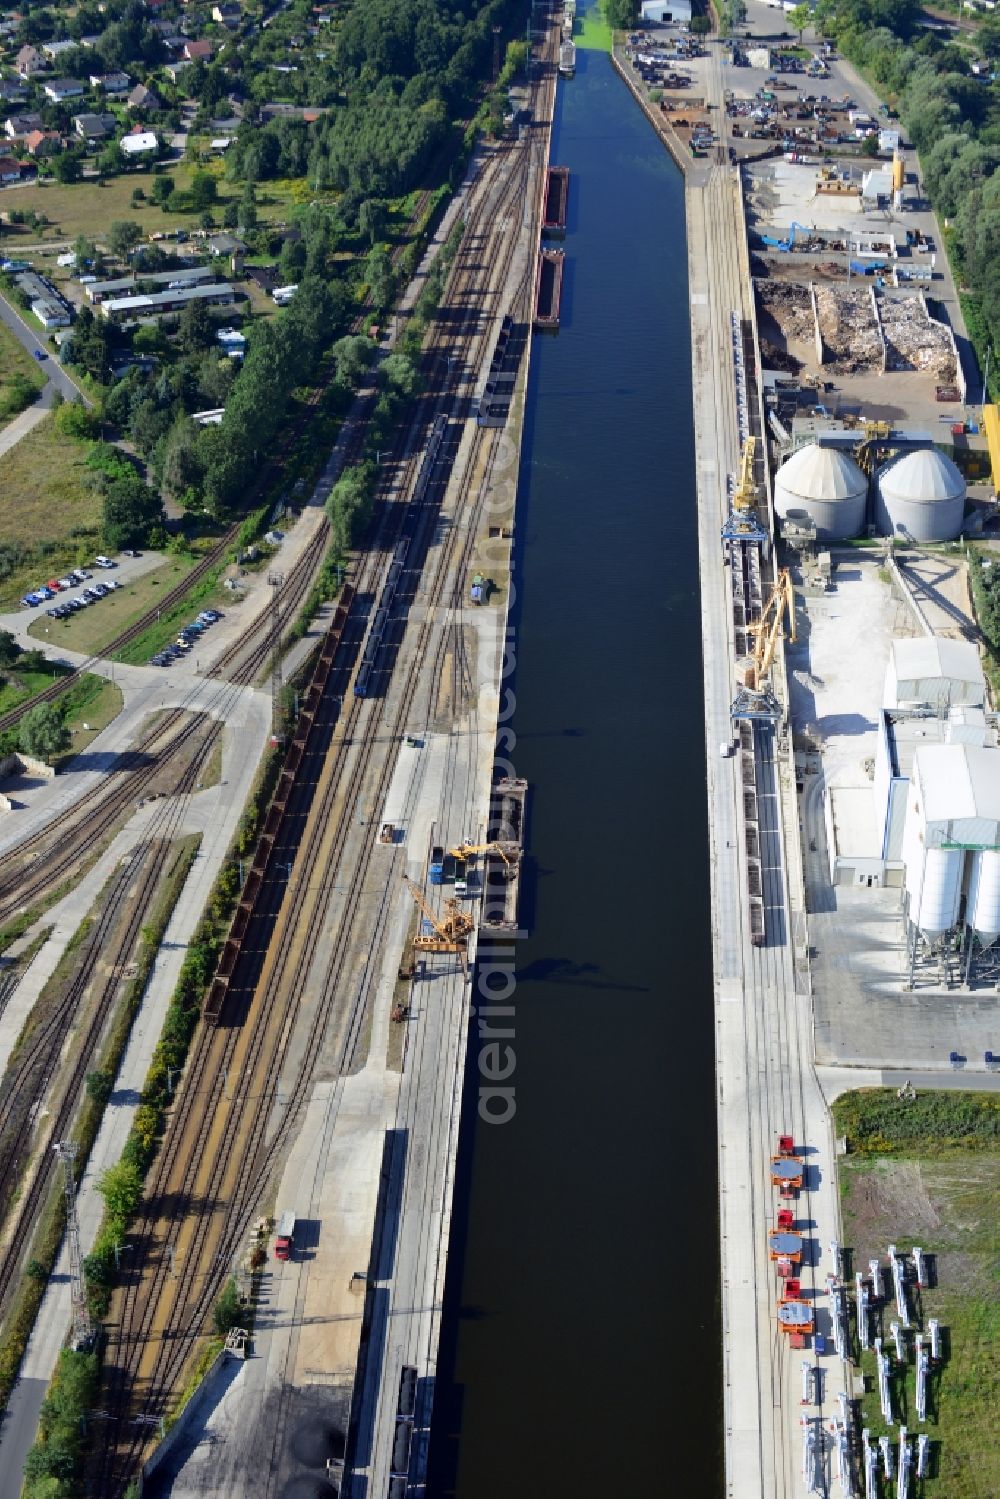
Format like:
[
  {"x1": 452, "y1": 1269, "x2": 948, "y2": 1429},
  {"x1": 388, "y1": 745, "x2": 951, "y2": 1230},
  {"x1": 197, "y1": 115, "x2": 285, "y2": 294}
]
[
  {"x1": 876, "y1": 448, "x2": 966, "y2": 542},
  {"x1": 904, "y1": 845, "x2": 964, "y2": 937},
  {"x1": 966, "y1": 849, "x2": 1000, "y2": 948},
  {"x1": 773, "y1": 443, "x2": 867, "y2": 540}
]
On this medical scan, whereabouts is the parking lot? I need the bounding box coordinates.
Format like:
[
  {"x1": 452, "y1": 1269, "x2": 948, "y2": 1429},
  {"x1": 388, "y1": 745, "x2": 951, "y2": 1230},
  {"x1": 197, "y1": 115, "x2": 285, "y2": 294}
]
[
  {"x1": 20, "y1": 555, "x2": 127, "y2": 618},
  {"x1": 148, "y1": 609, "x2": 223, "y2": 668}
]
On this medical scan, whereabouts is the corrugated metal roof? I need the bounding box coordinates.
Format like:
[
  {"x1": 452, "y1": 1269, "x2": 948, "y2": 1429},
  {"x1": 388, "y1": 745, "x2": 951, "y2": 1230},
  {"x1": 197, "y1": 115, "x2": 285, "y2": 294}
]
[
  {"x1": 912, "y1": 744, "x2": 1000, "y2": 846},
  {"x1": 776, "y1": 443, "x2": 866, "y2": 502},
  {"x1": 879, "y1": 448, "x2": 965, "y2": 503},
  {"x1": 891, "y1": 637, "x2": 983, "y2": 687}
]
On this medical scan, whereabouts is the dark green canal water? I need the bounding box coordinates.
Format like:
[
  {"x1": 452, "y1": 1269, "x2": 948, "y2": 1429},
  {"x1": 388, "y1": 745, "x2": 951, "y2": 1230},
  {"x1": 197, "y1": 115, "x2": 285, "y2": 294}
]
[{"x1": 426, "y1": 27, "x2": 722, "y2": 1498}]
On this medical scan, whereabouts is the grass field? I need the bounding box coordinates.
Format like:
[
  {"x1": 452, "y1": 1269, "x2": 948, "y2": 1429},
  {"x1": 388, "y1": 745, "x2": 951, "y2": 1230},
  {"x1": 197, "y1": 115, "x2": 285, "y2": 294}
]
[
  {"x1": 58, "y1": 676, "x2": 124, "y2": 762},
  {"x1": 0, "y1": 322, "x2": 45, "y2": 429},
  {"x1": 0, "y1": 414, "x2": 100, "y2": 551},
  {"x1": 836, "y1": 1090, "x2": 999, "y2": 1498},
  {"x1": 1, "y1": 163, "x2": 302, "y2": 247},
  {"x1": 27, "y1": 555, "x2": 201, "y2": 657},
  {"x1": 0, "y1": 663, "x2": 71, "y2": 717}
]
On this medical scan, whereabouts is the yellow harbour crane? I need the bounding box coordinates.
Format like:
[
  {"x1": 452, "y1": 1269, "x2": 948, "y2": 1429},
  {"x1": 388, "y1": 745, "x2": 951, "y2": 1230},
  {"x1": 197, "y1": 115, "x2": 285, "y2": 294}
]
[
  {"x1": 733, "y1": 435, "x2": 759, "y2": 512},
  {"x1": 746, "y1": 568, "x2": 796, "y2": 691},
  {"x1": 402, "y1": 877, "x2": 474, "y2": 974}
]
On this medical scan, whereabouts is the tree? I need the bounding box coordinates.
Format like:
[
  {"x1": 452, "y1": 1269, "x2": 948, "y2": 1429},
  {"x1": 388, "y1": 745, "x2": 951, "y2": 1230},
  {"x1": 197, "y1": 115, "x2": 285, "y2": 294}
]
[
  {"x1": 239, "y1": 184, "x2": 258, "y2": 230},
  {"x1": 96, "y1": 1159, "x2": 144, "y2": 1221},
  {"x1": 358, "y1": 197, "x2": 387, "y2": 248},
  {"x1": 19, "y1": 703, "x2": 70, "y2": 763},
  {"x1": 150, "y1": 173, "x2": 175, "y2": 206},
  {"x1": 190, "y1": 170, "x2": 218, "y2": 210},
  {"x1": 54, "y1": 401, "x2": 99, "y2": 440},
  {"x1": 690, "y1": 13, "x2": 713, "y2": 34},
  {"x1": 102, "y1": 473, "x2": 165, "y2": 549},
  {"x1": 18, "y1": 648, "x2": 50, "y2": 674},
  {"x1": 53, "y1": 150, "x2": 83, "y2": 184},
  {"x1": 788, "y1": 3, "x2": 811, "y2": 41},
  {"x1": 108, "y1": 220, "x2": 143, "y2": 259},
  {"x1": 605, "y1": 0, "x2": 639, "y2": 30},
  {"x1": 68, "y1": 306, "x2": 112, "y2": 382},
  {"x1": 365, "y1": 247, "x2": 396, "y2": 314},
  {"x1": 0, "y1": 630, "x2": 20, "y2": 669},
  {"x1": 86, "y1": 1069, "x2": 113, "y2": 1106},
  {"x1": 178, "y1": 297, "x2": 215, "y2": 353}
]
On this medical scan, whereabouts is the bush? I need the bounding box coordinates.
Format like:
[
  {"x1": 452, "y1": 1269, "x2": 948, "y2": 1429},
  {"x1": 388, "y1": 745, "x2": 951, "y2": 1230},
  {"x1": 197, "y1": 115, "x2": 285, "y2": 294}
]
[{"x1": 213, "y1": 1278, "x2": 243, "y2": 1335}]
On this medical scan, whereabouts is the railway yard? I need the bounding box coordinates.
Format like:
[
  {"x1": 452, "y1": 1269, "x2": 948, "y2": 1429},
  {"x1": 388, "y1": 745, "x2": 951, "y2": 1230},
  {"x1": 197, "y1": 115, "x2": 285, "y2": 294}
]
[{"x1": 0, "y1": 2, "x2": 998, "y2": 1497}]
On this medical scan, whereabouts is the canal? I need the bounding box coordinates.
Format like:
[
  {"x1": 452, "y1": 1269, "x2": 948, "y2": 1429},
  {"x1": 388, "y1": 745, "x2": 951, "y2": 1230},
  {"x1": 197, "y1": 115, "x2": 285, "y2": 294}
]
[{"x1": 426, "y1": 20, "x2": 722, "y2": 1499}]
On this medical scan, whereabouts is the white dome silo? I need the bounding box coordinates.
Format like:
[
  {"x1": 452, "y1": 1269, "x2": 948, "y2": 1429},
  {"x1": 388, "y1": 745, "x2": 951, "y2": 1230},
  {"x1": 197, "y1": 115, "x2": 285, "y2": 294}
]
[
  {"x1": 876, "y1": 448, "x2": 966, "y2": 542},
  {"x1": 773, "y1": 443, "x2": 867, "y2": 541}
]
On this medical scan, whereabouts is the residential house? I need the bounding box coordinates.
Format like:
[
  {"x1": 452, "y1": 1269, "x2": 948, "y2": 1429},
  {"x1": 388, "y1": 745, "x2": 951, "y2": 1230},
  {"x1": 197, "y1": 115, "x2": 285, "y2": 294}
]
[
  {"x1": 90, "y1": 71, "x2": 131, "y2": 94},
  {"x1": 73, "y1": 111, "x2": 117, "y2": 141},
  {"x1": 0, "y1": 158, "x2": 35, "y2": 184},
  {"x1": 127, "y1": 83, "x2": 163, "y2": 111},
  {"x1": 42, "y1": 78, "x2": 86, "y2": 102},
  {"x1": 165, "y1": 61, "x2": 191, "y2": 83},
  {"x1": 15, "y1": 45, "x2": 46, "y2": 78},
  {"x1": 119, "y1": 130, "x2": 158, "y2": 157},
  {"x1": 24, "y1": 129, "x2": 61, "y2": 157},
  {"x1": 183, "y1": 39, "x2": 214, "y2": 61},
  {"x1": 212, "y1": 2, "x2": 242, "y2": 26},
  {"x1": 5, "y1": 113, "x2": 42, "y2": 138},
  {"x1": 207, "y1": 232, "x2": 245, "y2": 257},
  {"x1": 0, "y1": 82, "x2": 30, "y2": 107},
  {"x1": 42, "y1": 40, "x2": 77, "y2": 62}
]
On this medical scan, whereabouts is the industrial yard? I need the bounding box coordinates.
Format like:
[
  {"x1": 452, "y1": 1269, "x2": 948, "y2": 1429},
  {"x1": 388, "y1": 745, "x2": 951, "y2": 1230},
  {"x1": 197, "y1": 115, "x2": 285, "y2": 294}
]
[{"x1": 645, "y1": 0, "x2": 1000, "y2": 1493}]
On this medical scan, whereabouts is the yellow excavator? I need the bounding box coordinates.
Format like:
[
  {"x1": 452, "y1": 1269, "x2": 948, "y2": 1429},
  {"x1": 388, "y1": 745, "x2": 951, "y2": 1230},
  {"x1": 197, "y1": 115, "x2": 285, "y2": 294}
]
[{"x1": 447, "y1": 841, "x2": 520, "y2": 877}]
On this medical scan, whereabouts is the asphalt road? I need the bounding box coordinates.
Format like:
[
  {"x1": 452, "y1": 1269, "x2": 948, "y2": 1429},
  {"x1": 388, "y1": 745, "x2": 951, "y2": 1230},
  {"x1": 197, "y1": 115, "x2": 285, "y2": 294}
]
[{"x1": 0, "y1": 290, "x2": 91, "y2": 408}]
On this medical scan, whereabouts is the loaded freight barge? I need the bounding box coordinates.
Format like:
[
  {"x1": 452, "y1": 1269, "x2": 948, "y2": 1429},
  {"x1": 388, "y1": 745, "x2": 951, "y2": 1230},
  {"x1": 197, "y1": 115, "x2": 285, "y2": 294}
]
[
  {"x1": 480, "y1": 777, "x2": 529, "y2": 936},
  {"x1": 542, "y1": 165, "x2": 569, "y2": 237},
  {"x1": 534, "y1": 247, "x2": 564, "y2": 331}
]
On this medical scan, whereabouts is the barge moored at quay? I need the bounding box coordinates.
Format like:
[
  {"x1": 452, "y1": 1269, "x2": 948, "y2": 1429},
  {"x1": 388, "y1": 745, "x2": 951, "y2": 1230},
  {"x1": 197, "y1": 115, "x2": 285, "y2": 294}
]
[
  {"x1": 534, "y1": 247, "x2": 564, "y2": 331},
  {"x1": 542, "y1": 165, "x2": 569, "y2": 237}
]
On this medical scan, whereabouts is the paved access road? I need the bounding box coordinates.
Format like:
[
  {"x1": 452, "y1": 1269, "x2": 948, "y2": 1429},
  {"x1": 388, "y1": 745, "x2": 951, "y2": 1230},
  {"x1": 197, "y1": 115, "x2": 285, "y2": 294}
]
[{"x1": 0, "y1": 290, "x2": 90, "y2": 408}]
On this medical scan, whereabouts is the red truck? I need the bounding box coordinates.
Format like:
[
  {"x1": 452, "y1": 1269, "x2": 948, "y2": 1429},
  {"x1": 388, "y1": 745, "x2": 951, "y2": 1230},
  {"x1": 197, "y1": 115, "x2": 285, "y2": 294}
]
[{"x1": 275, "y1": 1210, "x2": 296, "y2": 1261}]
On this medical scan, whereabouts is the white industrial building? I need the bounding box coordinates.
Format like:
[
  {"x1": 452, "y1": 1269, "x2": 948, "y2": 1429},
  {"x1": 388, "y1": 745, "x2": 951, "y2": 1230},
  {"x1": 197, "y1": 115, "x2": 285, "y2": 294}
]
[
  {"x1": 900, "y1": 744, "x2": 1000, "y2": 971},
  {"x1": 640, "y1": 0, "x2": 692, "y2": 22},
  {"x1": 773, "y1": 442, "x2": 867, "y2": 540},
  {"x1": 882, "y1": 637, "x2": 986, "y2": 712}
]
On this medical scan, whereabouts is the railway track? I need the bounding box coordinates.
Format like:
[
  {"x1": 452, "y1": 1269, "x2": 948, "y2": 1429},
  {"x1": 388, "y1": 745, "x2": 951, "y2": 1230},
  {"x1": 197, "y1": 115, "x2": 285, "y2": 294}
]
[
  {"x1": 0, "y1": 674, "x2": 247, "y2": 1315},
  {"x1": 94, "y1": 112, "x2": 540, "y2": 1494}
]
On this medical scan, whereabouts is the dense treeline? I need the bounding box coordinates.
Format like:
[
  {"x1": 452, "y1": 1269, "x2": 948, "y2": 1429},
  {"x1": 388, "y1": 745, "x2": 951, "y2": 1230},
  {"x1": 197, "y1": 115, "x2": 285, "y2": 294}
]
[
  {"x1": 815, "y1": 0, "x2": 1000, "y2": 394},
  {"x1": 228, "y1": 0, "x2": 523, "y2": 198}
]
